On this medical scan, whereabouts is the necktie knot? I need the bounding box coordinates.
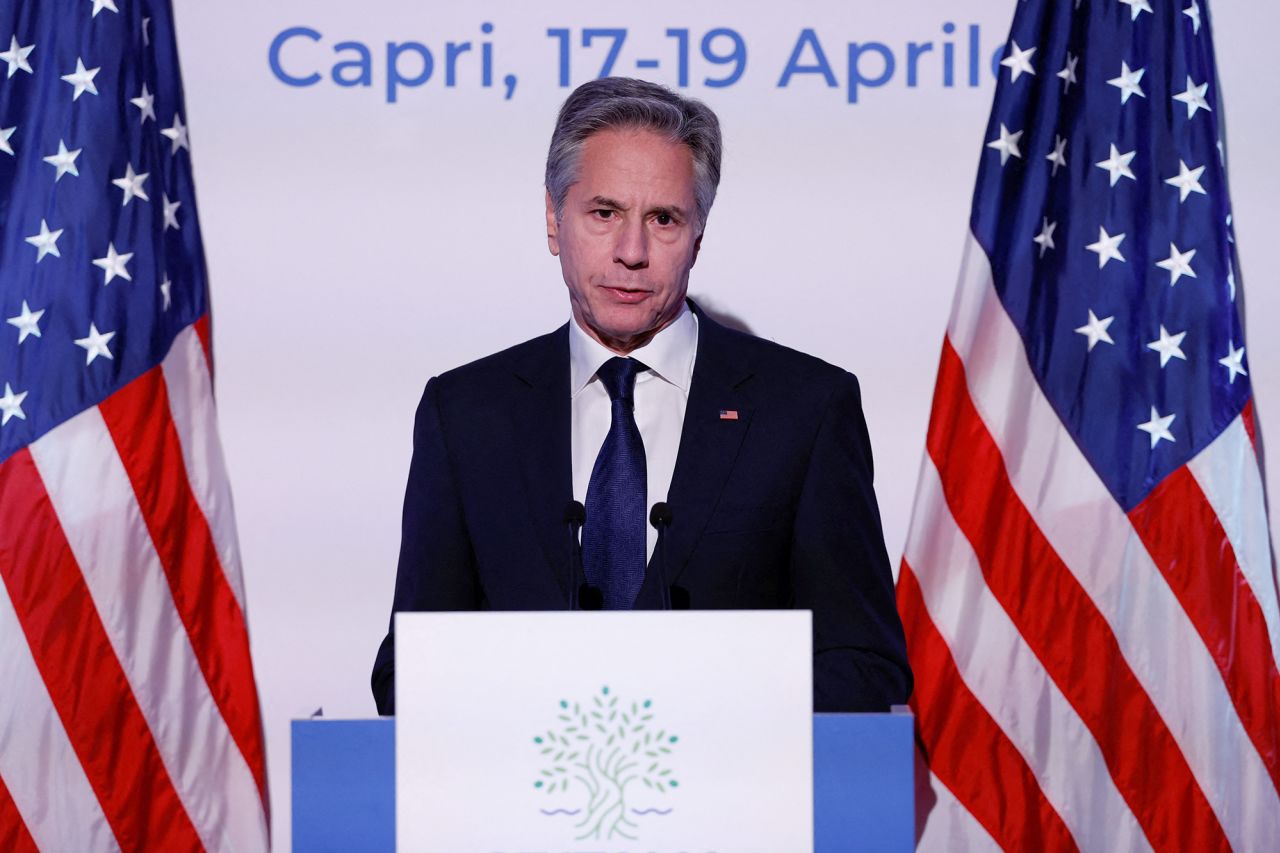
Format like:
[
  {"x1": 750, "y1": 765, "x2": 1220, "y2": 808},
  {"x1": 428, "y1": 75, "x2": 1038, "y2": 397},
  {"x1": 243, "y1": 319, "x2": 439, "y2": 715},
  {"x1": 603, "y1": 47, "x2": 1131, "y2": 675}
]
[{"x1": 596, "y1": 357, "x2": 643, "y2": 404}]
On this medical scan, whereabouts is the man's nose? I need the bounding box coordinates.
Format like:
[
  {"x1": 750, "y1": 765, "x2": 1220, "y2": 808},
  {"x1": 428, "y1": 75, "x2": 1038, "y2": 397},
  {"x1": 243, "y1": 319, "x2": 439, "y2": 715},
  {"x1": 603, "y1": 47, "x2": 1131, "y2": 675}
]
[{"x1": 613, "y1": 217, "x2": 648, "y2": 270}]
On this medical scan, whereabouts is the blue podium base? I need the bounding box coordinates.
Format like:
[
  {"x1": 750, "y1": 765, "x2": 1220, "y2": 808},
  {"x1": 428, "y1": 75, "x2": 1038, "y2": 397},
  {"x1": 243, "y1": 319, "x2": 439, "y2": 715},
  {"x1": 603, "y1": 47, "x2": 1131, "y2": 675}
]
[{"x1": 292, "y1": 713, "x2": 913, "y2": 851}]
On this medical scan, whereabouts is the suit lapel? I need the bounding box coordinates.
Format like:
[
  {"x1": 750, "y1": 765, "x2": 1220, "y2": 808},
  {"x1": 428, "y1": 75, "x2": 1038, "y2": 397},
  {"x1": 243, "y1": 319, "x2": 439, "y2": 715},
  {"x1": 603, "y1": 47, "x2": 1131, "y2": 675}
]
[
  {"x1": 510, "y1": 325, "x2": 574, "y2": 603},
  {"x1": 657, "y1": 309, "x2": 754, "y2": 587}
]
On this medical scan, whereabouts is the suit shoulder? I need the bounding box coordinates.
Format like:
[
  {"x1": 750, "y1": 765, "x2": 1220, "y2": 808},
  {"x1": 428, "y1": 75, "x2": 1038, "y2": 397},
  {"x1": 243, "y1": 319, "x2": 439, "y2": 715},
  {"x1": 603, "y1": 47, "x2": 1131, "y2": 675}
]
[
  {"x1": 426, "y1": 327, "x2": 565, "y2": 401},
  {"x1": 716, "y1": 322, "x2": 855, "y2": 391}
]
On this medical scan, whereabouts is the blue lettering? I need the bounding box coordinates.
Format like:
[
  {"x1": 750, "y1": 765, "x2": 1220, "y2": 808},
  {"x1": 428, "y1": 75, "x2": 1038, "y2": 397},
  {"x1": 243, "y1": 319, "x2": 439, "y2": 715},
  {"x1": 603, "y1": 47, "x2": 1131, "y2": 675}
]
[
  {"x1": 847, "y1": 42, "x2": 895, "y2": 104},
  {"x1": 269, "y1": 26, "x2": 322, "y2": 87},
  {"x1": 480, "y1": 22, "x2": 494, "y2": 87},
  {"x1": 386, "y1": 41, "x2": 434, "y2": 103},
  {"x1": 331, "y1": 41, "x2": 372, "y2": 87},
  {"x1": 778, "y1": 29, "x2": 837, "y2": 87},
  {"x1": 941, "y1": 23, "x2": 956, "y2": 87},
  {"x1": 970, "y1": 25, "x2": 982, "y2": 86},
  {"x1": 445, "y1": 41, "x2": 471, "y2": 86},
  {"x1": 906, "y1": 42, "x2": 933, "y2": 87}
]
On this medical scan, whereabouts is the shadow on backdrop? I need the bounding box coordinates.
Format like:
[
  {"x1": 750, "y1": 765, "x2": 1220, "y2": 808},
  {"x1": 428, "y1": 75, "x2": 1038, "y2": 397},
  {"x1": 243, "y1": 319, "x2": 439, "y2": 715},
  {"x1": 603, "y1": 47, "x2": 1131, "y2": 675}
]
[{"x1": 690, "y1": 293, "x2": 755, "y2": 336}]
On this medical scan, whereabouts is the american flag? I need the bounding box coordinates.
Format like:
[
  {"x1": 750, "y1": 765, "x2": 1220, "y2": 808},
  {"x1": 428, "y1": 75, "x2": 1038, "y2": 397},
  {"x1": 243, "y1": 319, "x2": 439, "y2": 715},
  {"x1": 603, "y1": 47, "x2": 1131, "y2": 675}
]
[
  {"x1": 0, "y1": 2, "x2": 268, "y2": 849},
  {"x1": 897, "y1": 1, "x2": 1279, "y2": 850}
]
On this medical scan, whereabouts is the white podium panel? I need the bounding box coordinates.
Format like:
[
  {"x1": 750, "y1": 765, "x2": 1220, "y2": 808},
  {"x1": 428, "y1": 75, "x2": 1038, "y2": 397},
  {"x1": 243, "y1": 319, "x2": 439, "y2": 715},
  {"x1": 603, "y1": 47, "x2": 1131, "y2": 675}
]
[{"x1": 395, "y1": 610, "x2": 813, "y2": 852}]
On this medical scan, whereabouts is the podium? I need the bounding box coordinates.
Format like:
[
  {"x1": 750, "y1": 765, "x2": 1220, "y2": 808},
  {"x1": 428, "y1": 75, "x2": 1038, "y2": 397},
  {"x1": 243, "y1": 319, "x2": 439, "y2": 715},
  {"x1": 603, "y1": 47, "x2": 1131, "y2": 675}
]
[{"x1": 292, "y1": 712, "x2": 915, "y2": 851}]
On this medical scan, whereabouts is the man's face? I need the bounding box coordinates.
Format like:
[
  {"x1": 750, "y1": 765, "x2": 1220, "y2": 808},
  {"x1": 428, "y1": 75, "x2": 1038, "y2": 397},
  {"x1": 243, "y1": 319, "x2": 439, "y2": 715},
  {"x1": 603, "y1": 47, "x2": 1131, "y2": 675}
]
[{"x1": 547, "y1": 128, "x2": 702, "y2": 354}]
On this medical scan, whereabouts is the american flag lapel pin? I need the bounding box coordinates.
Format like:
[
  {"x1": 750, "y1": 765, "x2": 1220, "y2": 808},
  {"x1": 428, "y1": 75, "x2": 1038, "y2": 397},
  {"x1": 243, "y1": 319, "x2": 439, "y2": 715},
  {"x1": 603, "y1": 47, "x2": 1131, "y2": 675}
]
[{"x1": 719, "y1": 409, "x2": 739, "y2": 421}]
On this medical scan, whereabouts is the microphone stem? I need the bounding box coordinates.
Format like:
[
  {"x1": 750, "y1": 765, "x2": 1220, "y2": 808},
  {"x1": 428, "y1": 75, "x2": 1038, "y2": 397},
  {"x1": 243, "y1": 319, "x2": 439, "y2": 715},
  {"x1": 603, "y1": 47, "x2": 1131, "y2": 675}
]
[{"x1": 659, "y1": 521, "x2": 671, "y2": 611}]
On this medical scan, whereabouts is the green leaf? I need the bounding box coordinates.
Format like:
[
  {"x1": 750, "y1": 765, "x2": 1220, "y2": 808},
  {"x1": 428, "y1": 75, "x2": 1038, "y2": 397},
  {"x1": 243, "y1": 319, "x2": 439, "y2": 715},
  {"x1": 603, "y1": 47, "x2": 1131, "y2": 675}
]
[
  {"x1": 648, "y1": 762, "x2": 658, "y2": 772},
  {"x1": 554, "y1": 751, "x2": 564, "y2": 761},
  {"x1": 644, "y1": 699, "x2": 652, "y2": 708},
  {"x1": 540, "y1": 747, "x2": 552, "y2": 755},
  {"x1": 602, "y1": 685, "x2": 610, "y2": 696},
  {"x1": 660, "y1": 769, "x2": 672, "y2": 776},
  {"x1": 670, "y1": 780, "x2": 679, "y2": 787},
  {"x1": 533, "y1": 737, "x2": 543, "y2": 744},
  {"x1": 608, "y1": 711, "x2": 617, "y2": 722},
  {"x1": 669, "y1": 735, "x2": 679, "y2": 744},
  {"x1": 540, "y1": 770, "x2": 553, "y2": 777},
  {"x1": 656, "y1": 730, "x2": 666, "y2": 741},
  {"x1": 606, "y1": 734, "x2": 616, "y2": 746},
  {"x1": 632, "y1": 742, "x2": 641, "y2": 753},
  {"x1": 534, "y1": 780, "x2": 543, "y2": 788},
  {"x1": 643, "y1": 778, "x2": 653, "y2": 789},
  {"x1": 559, "y1": 699, "x2": 568, "y2": 709},
  {"x1": 558, "y1": 715, "x2": 570, "y2": 722},
  {"x1": 657, "y1": 782, "x2": 666, "y2": 793},
  {"x1": 659, "y1": 747, "x2": 671, "y2": 754},
  {"x1": 554, "y1": 766, "x2": 567, "y2": 773},
  {"x1": 622, "y1": 713, "x2": 631, "y2": 725}
]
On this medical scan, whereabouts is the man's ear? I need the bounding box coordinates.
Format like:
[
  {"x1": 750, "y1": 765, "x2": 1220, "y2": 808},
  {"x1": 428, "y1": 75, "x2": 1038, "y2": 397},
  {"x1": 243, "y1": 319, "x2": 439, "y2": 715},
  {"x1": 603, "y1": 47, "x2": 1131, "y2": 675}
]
[
  {"x1": 690, "y1": 232, "x2": 703, "y2": 268},
  {"x1": 545, "y1": 190, "x2": 560, "y2": 256}
]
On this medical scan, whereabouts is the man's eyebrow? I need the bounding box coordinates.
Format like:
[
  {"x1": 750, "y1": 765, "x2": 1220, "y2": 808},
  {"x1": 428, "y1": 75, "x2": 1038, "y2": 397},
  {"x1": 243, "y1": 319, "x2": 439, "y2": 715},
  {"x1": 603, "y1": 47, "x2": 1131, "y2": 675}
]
[
  {"x1": 586, "y1": 197, "x2": 690, "y2": 218},
  {"x1": 648, "y1": 204, "x2": 688, "y2": 219},
  {"x1": 589, "y1": 195, "x2": 627, "y2": 210}
]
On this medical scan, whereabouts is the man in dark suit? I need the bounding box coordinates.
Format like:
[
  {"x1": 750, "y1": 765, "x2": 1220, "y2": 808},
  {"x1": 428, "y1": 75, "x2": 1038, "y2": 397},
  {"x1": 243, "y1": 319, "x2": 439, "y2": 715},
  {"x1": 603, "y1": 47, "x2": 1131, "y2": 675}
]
[{"x1": 372, "y1": 78, "x2": 910, "y2": 714}]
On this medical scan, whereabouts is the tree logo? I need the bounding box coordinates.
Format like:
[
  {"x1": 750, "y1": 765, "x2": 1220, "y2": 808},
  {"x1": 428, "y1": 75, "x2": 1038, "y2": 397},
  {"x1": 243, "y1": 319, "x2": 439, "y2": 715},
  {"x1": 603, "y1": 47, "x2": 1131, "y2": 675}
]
[{"x1": 531, "y1": 685, "x2": 680, "y2": 842}]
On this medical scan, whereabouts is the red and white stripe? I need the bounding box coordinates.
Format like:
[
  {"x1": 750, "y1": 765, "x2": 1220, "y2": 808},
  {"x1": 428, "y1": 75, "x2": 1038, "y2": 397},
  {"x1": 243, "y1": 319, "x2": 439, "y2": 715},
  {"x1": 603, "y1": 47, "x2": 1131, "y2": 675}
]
[
  {"x1": 899, "y1": 234, "x2": 1280, "y2": 851},
  {"x1": 0, "y1": 320, "x2": 269, "y2": 851}
]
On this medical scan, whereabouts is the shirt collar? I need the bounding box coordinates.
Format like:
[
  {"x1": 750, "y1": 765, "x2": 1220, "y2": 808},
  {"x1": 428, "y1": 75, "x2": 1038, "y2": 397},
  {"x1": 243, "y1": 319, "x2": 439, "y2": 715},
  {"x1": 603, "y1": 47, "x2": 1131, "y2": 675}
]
[{"x1": 569, "y1": 302, "x2": 698, "y2": 398}]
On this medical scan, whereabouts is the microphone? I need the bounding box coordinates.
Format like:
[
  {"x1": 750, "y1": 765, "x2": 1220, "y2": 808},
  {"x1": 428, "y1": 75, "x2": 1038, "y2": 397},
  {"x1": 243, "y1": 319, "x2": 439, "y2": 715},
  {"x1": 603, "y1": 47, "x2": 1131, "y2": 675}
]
[
  {"x1": 649, "y1": 502, "x2": 673, "y2": 611},
  {"x1": 563, "y1": 501, "x2": 585, "y2": 611},
  {"x1": 564, "y1": 500, "x2": 603, "y2": 610}
]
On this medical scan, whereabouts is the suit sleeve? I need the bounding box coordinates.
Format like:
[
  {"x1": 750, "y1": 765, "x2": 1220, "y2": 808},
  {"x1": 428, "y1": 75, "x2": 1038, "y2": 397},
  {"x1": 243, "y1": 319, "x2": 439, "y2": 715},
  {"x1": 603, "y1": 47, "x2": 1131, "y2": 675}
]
[
  {"x1": 790, "y1": 371, "x2": 913, "y2": 712},
  {"x1": 371, "y1": 377, "x2": 483, "y2": 715}
]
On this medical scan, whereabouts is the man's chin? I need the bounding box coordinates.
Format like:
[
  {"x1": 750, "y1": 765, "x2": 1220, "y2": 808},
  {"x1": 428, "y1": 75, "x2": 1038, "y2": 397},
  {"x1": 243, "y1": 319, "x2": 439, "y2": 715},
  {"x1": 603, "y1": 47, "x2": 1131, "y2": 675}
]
[{"x1": 583, "y1": 317, "x2": 661, "y2": 353}]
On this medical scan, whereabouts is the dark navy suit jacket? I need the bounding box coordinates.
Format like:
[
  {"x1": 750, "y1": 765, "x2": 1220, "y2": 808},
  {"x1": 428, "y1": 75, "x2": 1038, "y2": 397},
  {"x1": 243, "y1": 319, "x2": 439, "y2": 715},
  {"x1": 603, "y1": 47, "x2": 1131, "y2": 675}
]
[{"x1": 372, "y1": 303, "x2": 912, "y2": 714}]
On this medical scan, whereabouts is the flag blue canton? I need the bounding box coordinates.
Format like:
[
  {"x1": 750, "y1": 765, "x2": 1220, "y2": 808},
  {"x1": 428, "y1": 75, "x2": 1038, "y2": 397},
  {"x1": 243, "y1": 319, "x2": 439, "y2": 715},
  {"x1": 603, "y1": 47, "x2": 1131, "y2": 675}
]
[
  {"x1": 970, "y1": 0, "x2": 1248, "y2": 511},
  {"x1": 0, "y1": 0, "x2": 207, "y2": 464}
]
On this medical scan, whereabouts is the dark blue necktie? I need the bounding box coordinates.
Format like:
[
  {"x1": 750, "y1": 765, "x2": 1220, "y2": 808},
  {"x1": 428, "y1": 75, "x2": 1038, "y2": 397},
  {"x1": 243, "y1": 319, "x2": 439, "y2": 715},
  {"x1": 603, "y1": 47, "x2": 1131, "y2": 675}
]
[{"x1": 582, "y1": 357, "x2": 647, "y2": 610}]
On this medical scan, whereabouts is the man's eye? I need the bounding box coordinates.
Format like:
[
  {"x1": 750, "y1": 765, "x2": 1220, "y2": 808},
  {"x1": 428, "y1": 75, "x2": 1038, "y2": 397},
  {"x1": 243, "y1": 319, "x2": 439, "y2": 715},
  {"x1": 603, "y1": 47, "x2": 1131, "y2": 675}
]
[
  {"x1": 655, "y1": 213, "x2": 673, "y2": 226},
  {"x1": 594, "y1": 209, "x2": 615, "y2": 220}
]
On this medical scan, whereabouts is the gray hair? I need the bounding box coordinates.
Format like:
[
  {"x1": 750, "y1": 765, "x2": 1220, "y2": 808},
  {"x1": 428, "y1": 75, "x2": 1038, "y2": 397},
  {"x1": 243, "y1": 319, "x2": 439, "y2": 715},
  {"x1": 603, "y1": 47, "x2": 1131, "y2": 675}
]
[{"x1": 545, "y1": 77, "x2": 723, "y2": 230}]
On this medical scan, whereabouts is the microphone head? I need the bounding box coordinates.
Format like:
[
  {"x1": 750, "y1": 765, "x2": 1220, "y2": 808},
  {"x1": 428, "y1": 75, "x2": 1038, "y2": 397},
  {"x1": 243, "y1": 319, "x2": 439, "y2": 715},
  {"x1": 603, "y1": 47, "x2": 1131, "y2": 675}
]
[
  {"x1": 649, "y1": 501, "x2": 672, "y2": 528},
  {"x1": 579, "y1": 584, "x2": 604, "y2": 611},
  {"x1": 563, "y1": 500, "x2": 586, "y2": 526}
]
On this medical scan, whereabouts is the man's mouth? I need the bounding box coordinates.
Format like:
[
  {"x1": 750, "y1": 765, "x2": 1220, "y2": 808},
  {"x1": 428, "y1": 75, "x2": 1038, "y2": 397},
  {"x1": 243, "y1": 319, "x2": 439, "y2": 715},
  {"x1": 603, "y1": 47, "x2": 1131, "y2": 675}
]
[{"x1": 600, "y1": 285, "x2": 651, "y2": 303}]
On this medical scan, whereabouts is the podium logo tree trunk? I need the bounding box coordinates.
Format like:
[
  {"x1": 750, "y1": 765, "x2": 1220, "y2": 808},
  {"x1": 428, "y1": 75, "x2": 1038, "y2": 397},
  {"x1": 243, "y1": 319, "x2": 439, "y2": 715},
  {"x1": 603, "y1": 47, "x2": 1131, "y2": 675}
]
[{"x1": 532, "y1": 685, "x2": 680, "y2": 842}]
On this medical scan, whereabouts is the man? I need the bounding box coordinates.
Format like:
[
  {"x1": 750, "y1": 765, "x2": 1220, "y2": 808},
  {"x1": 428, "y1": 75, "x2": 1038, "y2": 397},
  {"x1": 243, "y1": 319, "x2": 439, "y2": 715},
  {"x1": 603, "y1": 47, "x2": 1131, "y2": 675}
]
[{"x1": 372, "y1": 77, "x2": 910, "y2": 714}]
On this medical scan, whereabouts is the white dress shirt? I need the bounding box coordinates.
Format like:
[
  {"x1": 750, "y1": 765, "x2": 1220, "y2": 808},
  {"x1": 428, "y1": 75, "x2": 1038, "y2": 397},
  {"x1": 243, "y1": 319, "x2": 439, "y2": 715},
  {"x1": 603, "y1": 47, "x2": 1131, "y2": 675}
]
[{"x1": 569, "y1": 304, "x2": 699, "y2": 562}]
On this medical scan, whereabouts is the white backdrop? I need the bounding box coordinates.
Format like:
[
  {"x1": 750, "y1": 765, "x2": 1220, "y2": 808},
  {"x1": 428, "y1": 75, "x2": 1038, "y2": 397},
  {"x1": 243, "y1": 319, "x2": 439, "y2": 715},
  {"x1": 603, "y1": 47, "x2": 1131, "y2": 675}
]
[{"x1": 171, "y1": 1, "x2": 1279, "y2": 844}]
